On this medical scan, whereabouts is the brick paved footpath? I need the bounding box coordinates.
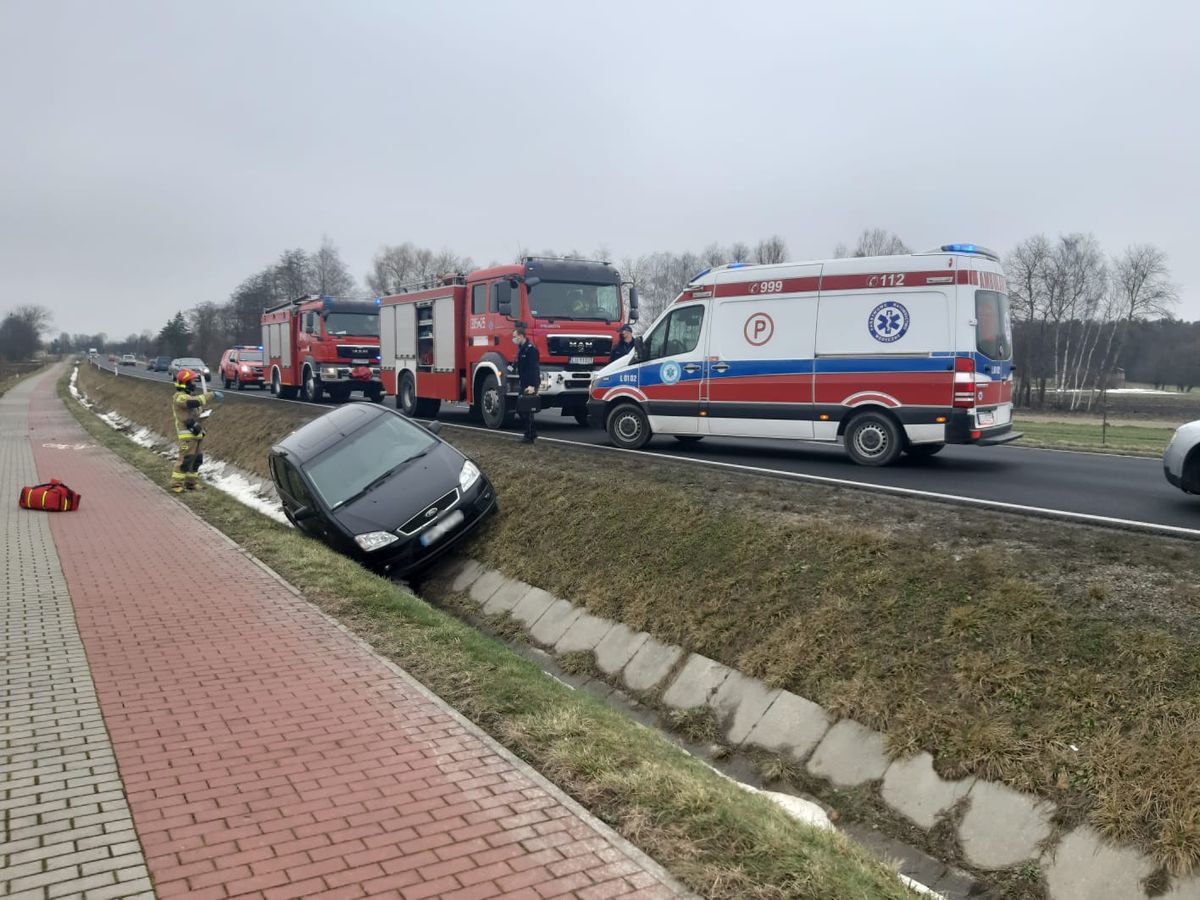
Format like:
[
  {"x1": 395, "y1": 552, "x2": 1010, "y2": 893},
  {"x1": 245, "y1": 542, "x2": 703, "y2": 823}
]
[{"x1": 3, "y1": 366, "x2": 686, "y2": 900}]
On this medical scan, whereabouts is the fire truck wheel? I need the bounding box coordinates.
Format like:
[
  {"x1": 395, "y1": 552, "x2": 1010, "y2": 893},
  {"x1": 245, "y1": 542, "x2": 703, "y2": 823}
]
[
  {"x1": 479, "y1": 373, "x2": 509, "y2": 429},
  {"x1": 398, "y1": 373, "x2": 418, "y2": 416},
  {"x1": 301, "y1": 367, "x2": 323, "y2": 403},
  {"x1": 844, "y1": 411, "x2": 902, "y2": 466},
  {"x1": 904, "y1": 442, "x2": 944, "y2": 458},
  {"x1": 607, "y1": 404, "x2": 651, "y2": 450}
]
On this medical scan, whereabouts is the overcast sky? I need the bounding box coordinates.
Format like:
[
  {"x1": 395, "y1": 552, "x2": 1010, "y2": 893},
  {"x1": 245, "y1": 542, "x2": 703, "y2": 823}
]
[{"x1": 2, "y1": 0, "x2": 1197, "y2": 338}]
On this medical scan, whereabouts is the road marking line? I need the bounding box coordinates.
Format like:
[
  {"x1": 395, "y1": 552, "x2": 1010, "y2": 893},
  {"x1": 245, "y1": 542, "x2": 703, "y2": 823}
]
[{"x1": 436, "y1": 420, "x2": 1200, "y2": 540}]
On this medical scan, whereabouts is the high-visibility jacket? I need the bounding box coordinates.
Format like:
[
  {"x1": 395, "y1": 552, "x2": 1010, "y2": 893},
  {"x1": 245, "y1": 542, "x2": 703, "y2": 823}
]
[{"x1": 172, "y1": 389, "x2": 214, "y2": 439}]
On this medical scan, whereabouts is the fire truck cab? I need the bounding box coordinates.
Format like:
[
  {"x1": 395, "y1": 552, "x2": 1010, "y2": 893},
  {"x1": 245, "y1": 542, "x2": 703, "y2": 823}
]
[
  {"x1": 379, "y1": 258, "x2": 636, "y2": 427},
  {"x1": 587, "y1": 244, "x2": 1019, "y2": 466}
]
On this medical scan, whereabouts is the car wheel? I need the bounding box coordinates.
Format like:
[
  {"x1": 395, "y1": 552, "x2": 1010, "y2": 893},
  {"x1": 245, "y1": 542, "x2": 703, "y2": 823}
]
[
  {"x1": 905, "y1": 443, "x2": 944, "y2": 458},
  {"x1": 398, "y1": 373, "x2": 418, "y2": 416},
  {"x1": 223, "y1": 376, "x2": 231, "y2": 389},
  {"x1": 479, "y1": 373, "x2": 509, "y2": 429},
  {"x1": 844, "y1": 411, "x2": 903, "y2": 466},
  {"x1": 607, "y1": 404, "x2": 652, "y2": 450},
  {"x1": 236, "y1": 377, "x2": 244, "y2": 391}
]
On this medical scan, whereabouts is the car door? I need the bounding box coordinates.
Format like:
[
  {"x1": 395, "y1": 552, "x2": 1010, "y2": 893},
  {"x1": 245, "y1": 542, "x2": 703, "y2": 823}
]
[
  {"x1": 271, "y1": 456, "x2": 328, "y2": 540},
  {"x1": 635, "y1": 302, "x2": 708, "y2": 435}
]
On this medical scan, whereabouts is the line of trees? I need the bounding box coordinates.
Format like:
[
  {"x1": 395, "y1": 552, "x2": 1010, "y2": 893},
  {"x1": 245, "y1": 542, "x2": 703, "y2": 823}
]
[{"x1": 12, "y1": 228, "x2": 1192, "y2": 405}]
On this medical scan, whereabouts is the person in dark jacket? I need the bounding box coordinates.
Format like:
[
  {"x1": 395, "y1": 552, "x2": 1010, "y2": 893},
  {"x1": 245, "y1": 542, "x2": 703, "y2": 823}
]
[
  {"x1": 513, "y1": 326, "x2": 540, "y2": 444},
  {"x1": 610, "y1": 324, "x2": 636, "y2": 363}
]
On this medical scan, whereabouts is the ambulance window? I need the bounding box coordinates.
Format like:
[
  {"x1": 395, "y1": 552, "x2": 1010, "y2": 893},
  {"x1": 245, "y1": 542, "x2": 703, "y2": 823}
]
[
  {"x1": 472, "y1": 284, "x2": 487, "y2": 315},
  {"x1": 643, "y1": 305, "x2": 704, "y2": 361},
  {"x1": 975, "y1": 291, "x2": 1012, "y2": 361}
]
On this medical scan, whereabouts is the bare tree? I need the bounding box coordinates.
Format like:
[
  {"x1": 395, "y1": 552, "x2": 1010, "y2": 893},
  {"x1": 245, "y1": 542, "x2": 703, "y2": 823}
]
[
  {"x1": 366, "y1": 243, "x2": 472, "y2": 295},
  {"x1": 188, "y1": 302, "x2": 228, "y2": 365},
  {"x1": 701, "y1": 242, "x2": 728, "y2": 266},
  {"x1": 837, "y1": 228, "x2": 910, "y2": 258},
  {"x1": 1091, "y1": 244, "x2": 1179, "y2": 404},
  {"x1": 1005, "y1": 235, "x2": 1052, "y2": 405},
  {"x1": 753, "y1": 235, "x2": 788, "y2": 264},
  {"x1": 729, "y1": 241, "x2": 751, "y2": 263},
  {"x1": 274, "y1": 248, "x2": 314, "y2": 299},
  {"x1": 311, "y1": 236, "x2": 357, "y2": 297}
]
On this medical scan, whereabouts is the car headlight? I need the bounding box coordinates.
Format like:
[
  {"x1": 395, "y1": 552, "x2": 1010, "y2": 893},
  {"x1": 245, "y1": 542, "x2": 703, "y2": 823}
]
[
  {"x1": 459, "y1": 459, "x2": 481, "y2": 492},
  {"x1": 354, "y1": 531, "x2": 399, "y2": 552},
  {"x1": 241, "y1": 365, "x2": 249, "y2": 372}
]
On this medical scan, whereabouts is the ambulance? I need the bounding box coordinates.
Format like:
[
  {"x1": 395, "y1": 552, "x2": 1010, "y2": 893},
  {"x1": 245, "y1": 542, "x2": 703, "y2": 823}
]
[{"x1": 586, "y1": 244, "x2": 1020, "y2": 466}]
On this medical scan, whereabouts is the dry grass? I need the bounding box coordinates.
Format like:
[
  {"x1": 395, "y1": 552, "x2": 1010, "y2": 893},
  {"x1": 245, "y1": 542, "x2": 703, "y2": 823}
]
[
  {"x1": 63, "y1": 367, "x2": 919, "y2": 900},
  {"x1": 444, "y1": 428, "x2": 1200, "y2": 874},
  {"x1": 77, "y1": 363, "x2": 1200, "y2": 874}
]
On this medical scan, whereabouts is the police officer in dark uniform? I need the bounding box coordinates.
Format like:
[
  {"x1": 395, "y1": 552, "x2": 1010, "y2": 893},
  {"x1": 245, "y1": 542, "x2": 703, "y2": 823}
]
[
  {"x1": 610, "y1": 324, "x2": 636, "y2": 363},
  {"x1": 513, "y1": 325, "x2": 540, "y2": 444}
]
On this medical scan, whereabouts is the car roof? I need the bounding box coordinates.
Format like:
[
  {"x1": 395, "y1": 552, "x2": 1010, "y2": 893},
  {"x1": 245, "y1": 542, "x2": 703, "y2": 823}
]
[{"x1": 272, "y1": 404, "x2": 398, "y2": 463}]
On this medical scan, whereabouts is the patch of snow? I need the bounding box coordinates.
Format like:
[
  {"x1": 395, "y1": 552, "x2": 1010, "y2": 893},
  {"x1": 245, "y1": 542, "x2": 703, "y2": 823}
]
[{"x1": 73, "y1": 370, "x2": 289, "y2": 525}]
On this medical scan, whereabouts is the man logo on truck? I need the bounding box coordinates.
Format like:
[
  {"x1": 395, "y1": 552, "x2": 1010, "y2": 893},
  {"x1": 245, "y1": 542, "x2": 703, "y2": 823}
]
[{"x1": 868, "y1": 301, "x2": 910, "y2": 343}]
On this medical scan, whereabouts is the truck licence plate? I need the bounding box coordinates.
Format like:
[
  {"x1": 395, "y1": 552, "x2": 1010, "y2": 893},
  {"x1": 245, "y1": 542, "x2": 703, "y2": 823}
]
[
  {"x1": 569, "y1": 356, "x2": 593, "y2": 365},
  {"x1": 977, "y1": 410, "x2": 995, "y2": 427},
  {"x1": 419, "y1": 510, "x2": 465, "y2": 547}
]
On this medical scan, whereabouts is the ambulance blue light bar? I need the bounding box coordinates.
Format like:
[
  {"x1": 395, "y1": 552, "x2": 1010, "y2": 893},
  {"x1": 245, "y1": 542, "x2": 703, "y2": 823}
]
[{"x1": 941, "y1": 243, "x2": 1000, "y2": 261}]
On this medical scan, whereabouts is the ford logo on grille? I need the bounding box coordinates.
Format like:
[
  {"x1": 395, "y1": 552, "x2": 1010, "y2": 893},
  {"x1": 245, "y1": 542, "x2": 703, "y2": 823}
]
[{"x1": 424, "y1": 507, "x2": 438, "y2": 519}]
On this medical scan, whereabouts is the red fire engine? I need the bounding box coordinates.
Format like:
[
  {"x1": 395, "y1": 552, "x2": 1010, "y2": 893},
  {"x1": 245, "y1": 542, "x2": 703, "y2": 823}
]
[
  {"x1": 378, "y1": 258, "x2": 637, "y2": 427},
  {"x1": 261, "y1": 295, "x2": 383, "y2": 402}
]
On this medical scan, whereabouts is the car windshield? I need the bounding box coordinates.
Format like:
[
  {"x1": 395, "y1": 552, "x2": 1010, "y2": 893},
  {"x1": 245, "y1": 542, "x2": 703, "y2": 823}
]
[
  {"x1": 528, "y1": 282, "x2": 621, "y2": 321},
  {"x1": 180, "y1": 358, "x2": 206, "y2": 367},
  {"x1": 324, "y1": 312, "x2": 379, "y2": 337},
  {"x1": 305, "y1": 413, "x2": 438, "y2": 509},
  {"x1": 975, "y1": 291, "x2": 1012, "y2": 361},
  {"x1": 238, "y1": 350, "x2": 264, "y2": 362}
]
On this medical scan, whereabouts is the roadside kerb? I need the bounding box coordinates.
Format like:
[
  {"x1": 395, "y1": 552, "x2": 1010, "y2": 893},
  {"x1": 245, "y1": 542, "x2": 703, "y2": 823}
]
[{"x1": 445, "y1": 555, "x2": 1186, "y2": 900}]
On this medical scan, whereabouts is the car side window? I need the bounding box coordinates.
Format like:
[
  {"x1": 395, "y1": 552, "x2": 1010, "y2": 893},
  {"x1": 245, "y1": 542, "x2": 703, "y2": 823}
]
[{"x1": 274, "y1": 458, "x2": 313, "y2": 507}]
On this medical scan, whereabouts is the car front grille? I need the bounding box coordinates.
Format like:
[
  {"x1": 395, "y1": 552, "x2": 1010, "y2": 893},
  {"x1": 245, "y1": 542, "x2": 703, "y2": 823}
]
[{"x1": 398, "y1": 488, "x2": 460, "y2": 535}]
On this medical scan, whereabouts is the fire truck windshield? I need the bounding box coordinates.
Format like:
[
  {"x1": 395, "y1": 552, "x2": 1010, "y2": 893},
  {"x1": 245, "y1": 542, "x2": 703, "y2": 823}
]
[
  {"x1": 324, "y1": 312, "x2": 379, "y2": 337},
  {"x1": 528, "y1": 282, "x2": 620, "y2": 322}
]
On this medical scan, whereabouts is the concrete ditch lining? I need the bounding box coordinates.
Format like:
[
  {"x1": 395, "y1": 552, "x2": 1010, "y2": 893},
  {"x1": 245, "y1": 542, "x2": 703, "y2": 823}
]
[{"x1": 441, "y1": 555, "x2": 1200, "y2": 900}]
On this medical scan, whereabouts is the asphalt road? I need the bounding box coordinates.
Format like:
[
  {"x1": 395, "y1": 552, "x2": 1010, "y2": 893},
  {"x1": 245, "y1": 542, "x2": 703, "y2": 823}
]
[{"x1": 90, "y1": 359, "x2": 1200, "y2": 537}]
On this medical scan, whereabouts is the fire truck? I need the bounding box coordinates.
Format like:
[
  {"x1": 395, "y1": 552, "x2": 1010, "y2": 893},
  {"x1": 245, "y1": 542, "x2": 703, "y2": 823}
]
[
  {"x1": 261, "y1": 295, "x2": 383, "y2": 402},
  {"x1": 378, "y1": 258, "x2": 637, "y2": 427}
]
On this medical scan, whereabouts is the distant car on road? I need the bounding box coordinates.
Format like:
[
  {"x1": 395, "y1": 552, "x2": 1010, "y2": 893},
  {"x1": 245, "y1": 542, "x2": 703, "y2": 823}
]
[
  {"x1": 219, "y1": 345, "x2": 267, "y2": 390},
  {"x1": 119, "y1": 354, "x2": 137, "y2": 367},
  {"x1": 269, "y1": 403, "x2": 496, "y2": 576},
  {"x1": 168, "y1": 357, "x2": 211, "y2": 380},
  {"x1": 1164, "y1": 420, "x2": 1200, "y2": 494},
  {"x1": 148, "y1": 356, "x2": 173, "y2": 372}
]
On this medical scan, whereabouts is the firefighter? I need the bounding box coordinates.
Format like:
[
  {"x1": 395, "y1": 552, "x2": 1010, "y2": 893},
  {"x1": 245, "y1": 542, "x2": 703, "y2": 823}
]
[{"x1": 170, "y1": 369, "x2": 223, "y2": 493}]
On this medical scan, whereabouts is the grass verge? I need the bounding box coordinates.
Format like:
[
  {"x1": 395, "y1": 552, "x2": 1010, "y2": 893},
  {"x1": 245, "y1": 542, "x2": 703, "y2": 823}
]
[
  {"x1": 1014, "y1": 416, "x2": 1175, "y2": 456},
  {"x1": 75, "y1": 363, "x2": 1200, "y2": 875},
  {"x1": 60, "y1": 367, "x2": 918, "y2": 899},
  {"x1": 0, "y1": 360, "x2": 50, "y2": 399}
]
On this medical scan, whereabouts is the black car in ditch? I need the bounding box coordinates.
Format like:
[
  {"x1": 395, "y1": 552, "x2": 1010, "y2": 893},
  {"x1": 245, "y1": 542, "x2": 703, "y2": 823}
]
[{"x1": 268, "y1": 403, "x2": 495, "y2": 575}]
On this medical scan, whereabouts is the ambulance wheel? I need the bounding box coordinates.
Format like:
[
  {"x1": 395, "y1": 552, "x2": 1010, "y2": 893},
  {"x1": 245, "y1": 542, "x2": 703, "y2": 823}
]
[
  {"x1": 673, "y1": 435, "x2": 704, "y2": 444},
  {"x1": 479, "y1": 373, "x2": 508, "y2": 429},
  {"x1": 844, "y1": 411, "x2": 902, "y2": 466},
  {"x1": 607, "y1": 404, "x2": 651, "y2": 450},
  {"x1": 905, "y1": 443, "x2": 945, "y2": 458},
  {"x1": 398, "y1": 373, "x2": 418, "y2": 416}
]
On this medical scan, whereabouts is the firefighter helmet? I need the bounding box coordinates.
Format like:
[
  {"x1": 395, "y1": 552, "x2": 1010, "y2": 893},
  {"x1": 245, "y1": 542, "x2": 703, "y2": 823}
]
[{"x1": 174, "y1": 368, "x2": 198, "y2": 390}]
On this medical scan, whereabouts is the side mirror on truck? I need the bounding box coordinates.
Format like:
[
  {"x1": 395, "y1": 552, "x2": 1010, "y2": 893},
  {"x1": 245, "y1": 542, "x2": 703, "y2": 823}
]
[
  {"x1": 627, "y1": 284, "x2": 639, "y2": 323},
  {"x1": 494, "y1": 280, "x2": 513, "y2": 317}
]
